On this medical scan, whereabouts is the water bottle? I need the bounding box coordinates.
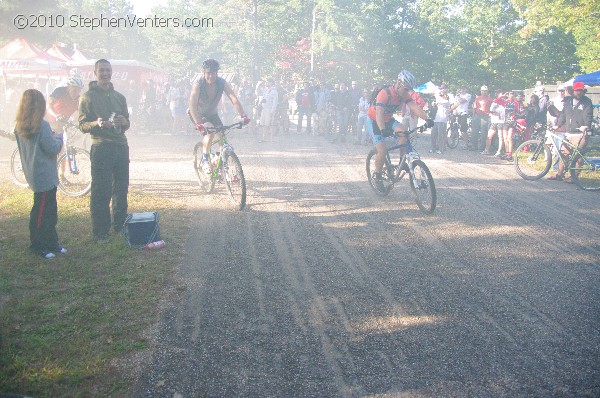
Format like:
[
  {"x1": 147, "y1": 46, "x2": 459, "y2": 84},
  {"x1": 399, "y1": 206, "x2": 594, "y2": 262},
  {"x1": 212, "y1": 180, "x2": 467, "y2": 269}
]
[{"x1": 145, "y1": 240, "x2": 165, "y2": 250}]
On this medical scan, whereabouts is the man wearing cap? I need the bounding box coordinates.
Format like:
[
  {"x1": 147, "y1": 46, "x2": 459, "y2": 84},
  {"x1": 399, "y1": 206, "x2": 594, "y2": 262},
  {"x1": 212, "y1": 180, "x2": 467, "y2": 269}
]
[
  {"x1": 547, "y1": 81, "x2": 593, "y2": 180},
  {"x1": 471, "y1": 85, "x2": 493, "y2": 151}
]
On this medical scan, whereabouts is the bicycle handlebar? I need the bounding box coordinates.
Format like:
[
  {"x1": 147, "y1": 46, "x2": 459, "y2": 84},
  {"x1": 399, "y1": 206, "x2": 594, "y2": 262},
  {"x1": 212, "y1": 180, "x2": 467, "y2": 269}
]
[
  {"x1": 203, "y1": 121, "x2": 244, "y2": 134},
  {"x1": 393, "y1": 123, "x2": 430, "y2": 138}
]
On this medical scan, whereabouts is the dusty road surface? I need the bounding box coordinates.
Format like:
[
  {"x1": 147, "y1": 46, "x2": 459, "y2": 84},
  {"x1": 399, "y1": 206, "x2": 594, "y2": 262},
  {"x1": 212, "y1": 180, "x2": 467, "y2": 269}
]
[{"x1": 2, "y1": 128, "x2": 599, "y2": 397}]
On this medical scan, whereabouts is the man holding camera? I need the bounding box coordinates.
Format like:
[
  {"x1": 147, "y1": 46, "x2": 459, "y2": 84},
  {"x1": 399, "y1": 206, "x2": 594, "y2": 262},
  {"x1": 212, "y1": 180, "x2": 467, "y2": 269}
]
[{"x1": 79, "y1": 59, "x2": 130, "y2": 242}]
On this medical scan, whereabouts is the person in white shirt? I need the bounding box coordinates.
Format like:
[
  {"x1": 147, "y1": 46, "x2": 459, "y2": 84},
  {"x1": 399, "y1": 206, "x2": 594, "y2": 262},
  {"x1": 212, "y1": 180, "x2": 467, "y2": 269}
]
[
  {"x1": 482, "y1": 90, "x2": 506, "y2": 155},
  {"x1": 451, "y1": 85, "x2": 472, "y2": 149},
  {"x1": 430, "y1": 84, "x2": 452, "y2": 154},
  {"x1": 259, "y1": 78, "x2": 279, "y2": 143}
]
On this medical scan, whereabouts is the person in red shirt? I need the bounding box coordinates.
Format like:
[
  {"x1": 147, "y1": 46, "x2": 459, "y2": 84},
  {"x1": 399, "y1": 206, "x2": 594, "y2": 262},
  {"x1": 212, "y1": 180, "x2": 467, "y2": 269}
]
[
  {"x1": 47, "y1": 77, "x2": 84, "y2": 132},
  {"x1": 366, "y1": 70, "x2": 433, "y2": 192},
  {"x1": 471, "y1": 85, "x2": 493, "y2": 151}
]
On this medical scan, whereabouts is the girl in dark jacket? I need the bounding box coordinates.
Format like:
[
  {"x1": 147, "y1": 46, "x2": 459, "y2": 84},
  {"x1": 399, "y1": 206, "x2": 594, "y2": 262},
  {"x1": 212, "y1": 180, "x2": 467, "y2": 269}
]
[{"x1": 15, "y1": 89, "x2": 65, "y2": 259}]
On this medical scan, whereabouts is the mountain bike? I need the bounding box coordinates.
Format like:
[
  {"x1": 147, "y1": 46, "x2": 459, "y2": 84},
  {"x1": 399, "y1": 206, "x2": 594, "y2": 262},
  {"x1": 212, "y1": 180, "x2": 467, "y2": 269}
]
[
  {"x1": 514, "y1": 128, "x2": 600, "y2": 191},
  {"x1": 193, "y1": 121, "x2": 247, "y2": 210},
  {"x1": 366, "y1": 124, "x2": 437, "y2": 213},
  {"x1": 10, "y1": 122, "x2": 92, "y2": 196}
]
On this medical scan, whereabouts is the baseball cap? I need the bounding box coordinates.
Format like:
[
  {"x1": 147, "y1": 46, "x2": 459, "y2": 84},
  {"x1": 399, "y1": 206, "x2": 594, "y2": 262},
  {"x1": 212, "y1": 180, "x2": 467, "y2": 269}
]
[
  {"x1": 558, "y1": 84, "x2": 565, "y2": 91},
  {"x1": 481, "y1": 85, "x2": 488, "y2": 91},
  {"x1": 573, "y1": 82, "x2": 585, "y2": 90}
]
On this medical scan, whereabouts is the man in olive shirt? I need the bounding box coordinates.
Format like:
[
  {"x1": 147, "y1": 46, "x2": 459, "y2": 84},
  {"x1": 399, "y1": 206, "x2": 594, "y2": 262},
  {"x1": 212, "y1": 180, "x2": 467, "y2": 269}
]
[{"x1": 79, "y1": 59, "x2": 130, "y2": 241}]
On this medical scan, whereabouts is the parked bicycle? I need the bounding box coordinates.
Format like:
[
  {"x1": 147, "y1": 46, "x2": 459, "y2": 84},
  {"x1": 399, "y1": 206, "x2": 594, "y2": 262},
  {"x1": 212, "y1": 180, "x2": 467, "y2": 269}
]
[
  {"x1": 513, "y1": 128, "x2": 600, "y2": 191},
  {"x1": 366, "y1": 124, "x2": 437, "y2": 213},
  {"x1": 193, "y1": 121, "x2": 247, "y2": 210},
  {"x1": 10, "y1": 121, "x2": 92, "y2": 196},
  {"x1": 446, "y1": 113, "x2": 472, "y2": 149}
]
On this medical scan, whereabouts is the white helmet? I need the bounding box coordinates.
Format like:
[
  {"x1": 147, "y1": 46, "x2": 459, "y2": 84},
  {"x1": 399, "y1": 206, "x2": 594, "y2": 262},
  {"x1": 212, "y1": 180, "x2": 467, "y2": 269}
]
[
  {"x1": 397, "y1": 70, "x2": 416, "y2": 90},
  {"x1": 481, "y1": 85, "x2": 488, "y2": 91},
  {"x1": 66, "y1": 77, "x2": 84, "y2": 89}
]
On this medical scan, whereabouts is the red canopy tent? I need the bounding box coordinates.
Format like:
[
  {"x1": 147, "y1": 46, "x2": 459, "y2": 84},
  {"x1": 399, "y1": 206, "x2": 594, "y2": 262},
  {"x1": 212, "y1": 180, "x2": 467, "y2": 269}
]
[{"x1": 0, "y1": 38, "x2": 66, "y2": 77}]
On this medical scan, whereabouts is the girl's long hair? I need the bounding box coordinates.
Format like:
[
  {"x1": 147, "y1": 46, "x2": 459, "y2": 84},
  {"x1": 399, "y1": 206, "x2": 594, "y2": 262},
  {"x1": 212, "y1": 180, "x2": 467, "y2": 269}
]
[{"x1": 15, "y1": 89, "x2": 46, "y2": 138}]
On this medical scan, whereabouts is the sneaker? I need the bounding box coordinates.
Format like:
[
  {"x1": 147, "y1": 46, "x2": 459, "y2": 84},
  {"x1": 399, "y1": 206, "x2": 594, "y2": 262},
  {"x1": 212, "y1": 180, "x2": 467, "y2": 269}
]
[
  {"x1": 201, "y1": 158, "x2": 212, "y2": 174},
  {"x1": 374, "y1": 173, "x2": 385, "y2": 192},
  {"x1": 493, "y1": 152, "x2": 502, "y2": 158},
  {"x1": 505, "y1": 154, "x2": 513, "y2": 161},
  {"x1": 429, "y1": 149, "x2": 434, "y2": 154},
  {"x1": 41, "y1": 251, "x2": 56, "y2": 259},
  {"x1": 435, "y1": 150, "x2": 442, "y2": 155},
  {"x1": 481, "y1": 150, "x2": 490, "y2": 155},
  {"x1": 56, "y1": 246, "x2": 67, "y2": 254}
]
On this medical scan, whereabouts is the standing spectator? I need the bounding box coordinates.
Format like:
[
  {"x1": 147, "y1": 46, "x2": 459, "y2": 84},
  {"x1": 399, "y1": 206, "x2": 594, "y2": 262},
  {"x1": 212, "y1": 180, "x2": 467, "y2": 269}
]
[
  {"x1": 471, "y1": 85, "x2": 493, "y2": 151},
  {"x1": 126, "y1": 80, "x2": 140, "y2": 117},
  {"x1": 259, "y1": 78, "x2": 279, "y2": 143},
  {"x1": 349, "y1": 81, "x2": 361, "y2": 137},
  {"x1": 296, "y1": 82, "x2": 313, "y2": 134},
  {"x1": 482, "y1": 90, "x2": 507, "y2": 156},
  {"x1": 355, "y1": 88, "x2": 370, "y2": 145},
  {"x1": 238, "y1": 80, "x2": 255, "y2": 130},
  {"x1": 549, "y1": 85, "x2": 566, "y2": 130},
  {"x1": 314, "y1": 83, "x2": 330, "y2": 135},
  {"x1": 502, "y1": 92, "x2": 525, "y2": 161},
  {"x1": 451, "y1": 85, "x2": 472, "y2": 149},
  {"x1": 334, "y1": 83, "x2": 352, "y2": 141},
  {"x1": 430, "y1": 84, "x2": 452, "y2": 154},
  {"x1": 167, "y1": 80, "x2": 188, "y2": 134},
  {"x1": 15, "y1": 89, "x2": 65, "y2": 258},
  {"x1": 78, "y1": 59, "x2": 131, "y2": 242},
  {"x1": 547, "y1": 81, "x2": 593, "y2": 180}
]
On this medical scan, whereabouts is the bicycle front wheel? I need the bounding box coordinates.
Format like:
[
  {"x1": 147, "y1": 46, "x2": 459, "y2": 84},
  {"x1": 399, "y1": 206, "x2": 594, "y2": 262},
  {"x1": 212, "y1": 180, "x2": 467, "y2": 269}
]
[
  {"x1": 366, "y1": 149, "x2": 392, "y2": 196},
  {"x1": 57, "y1": 148, "x2": 92, "y2": 197},
  {"x1": 193, "y1": 142, "x2": 215, "y2": 193},
  {"x1": 11, "y1": 147, "x2": 29, "y2": 188},
  {"x1": 514, "y1": 139, "x2": 551, "y2": 180},
  {"x1": 570, "y1": 144, "x2": 600, "y2": 191},
  {"x1": 447, "y1": 124, "x2": 459, "y2": 149},
  {"x1": 223, "y1": 152, "x2": 246, "y2": 210},
  {"x1": 409, "y1": 160, "x2": 436, "y2": 214}
]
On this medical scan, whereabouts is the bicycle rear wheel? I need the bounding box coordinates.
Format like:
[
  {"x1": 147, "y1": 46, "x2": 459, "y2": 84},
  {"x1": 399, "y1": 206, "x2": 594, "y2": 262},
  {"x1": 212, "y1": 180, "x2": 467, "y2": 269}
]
[
  {"x1": 409, "y1": 160, "x2": 436, "y2": 214},
  {"x1": 514, "y1": 139, "x2": 551, "y2": 180},
  {"x1": 366, "y1": 149, "x2": 392, "y2": 196},
  {"x1": 570, "y1": 144, "x2": 600, "y2": 191},
  {"x1": 11, "y1": 147, "x2": 29, "y2": 188},
  {"x1": 447, "y1": 124, "x2": 459, "y2": 148},
  {"x1": 58, "y1": 148, "x2": 92, "y2": 197},
  {"x1": 193, "y1": 142, "x2": 215, "y2": 193},
  {"x1": 223, "y1": 151, "x2": 246, "y2": 210}
]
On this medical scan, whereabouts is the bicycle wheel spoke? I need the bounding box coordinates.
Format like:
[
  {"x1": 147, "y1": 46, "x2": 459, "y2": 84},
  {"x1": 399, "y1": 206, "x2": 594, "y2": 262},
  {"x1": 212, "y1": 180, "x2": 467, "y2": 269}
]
[
  {"x1": 571, "y1": 145, "x2": 600, "y2": 191},
  {"x1": 193, "y1": 142, "x2": 215, "y2": 193},
  {"x1": 58, "y1": 148, "x2": 92, "y2": 196},
  {"x1": 366, "y1": 149, "x2": 392, "y2": 196},
  {"x1": 409, "y1": 160, "x2": 436, "y2": 214},
  {"x1": 223, "y1": 152, "x2": 246, "y2": 210},
  {"x1": 11, "y1": 147, "x2": 29, "y2": 188},
  {"x1": 514, "y1": 139, "x2": 551, "y2": 180}
]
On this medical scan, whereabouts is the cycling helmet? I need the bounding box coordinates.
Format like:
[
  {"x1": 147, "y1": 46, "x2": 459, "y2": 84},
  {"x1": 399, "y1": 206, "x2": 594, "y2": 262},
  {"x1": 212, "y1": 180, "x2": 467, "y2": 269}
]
[
  {"x1": 202, "y1": 58, "x2": 220, "y2": 71},
  {"x1": 397, "y1": 70, "x2": 416, "y2": 90},
  {"x1": 69, "y1": 68, "x2": 82, "y2": 78},
  {"x1": 66, "y1": 77, "x2": 84, "y2": 89}
]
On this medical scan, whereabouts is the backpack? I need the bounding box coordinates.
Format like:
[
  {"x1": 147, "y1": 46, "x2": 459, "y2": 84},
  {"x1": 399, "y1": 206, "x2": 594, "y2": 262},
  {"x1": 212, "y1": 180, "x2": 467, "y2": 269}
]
[{"x1": 369, "y1": 85, "x2": 392, "y2": 107}]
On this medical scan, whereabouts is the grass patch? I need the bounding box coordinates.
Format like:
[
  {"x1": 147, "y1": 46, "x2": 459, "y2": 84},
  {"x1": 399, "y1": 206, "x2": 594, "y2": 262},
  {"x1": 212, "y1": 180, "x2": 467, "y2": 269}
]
[{"x1": 0, "y1": 182, "x2": 190, "y2": 397}]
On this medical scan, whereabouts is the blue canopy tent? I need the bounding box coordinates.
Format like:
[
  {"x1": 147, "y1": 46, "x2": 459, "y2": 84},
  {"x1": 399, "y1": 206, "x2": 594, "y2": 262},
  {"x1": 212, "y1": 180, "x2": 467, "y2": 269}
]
[{"x1": 573, "y1": 70, "x2": 600, "y2": 86}]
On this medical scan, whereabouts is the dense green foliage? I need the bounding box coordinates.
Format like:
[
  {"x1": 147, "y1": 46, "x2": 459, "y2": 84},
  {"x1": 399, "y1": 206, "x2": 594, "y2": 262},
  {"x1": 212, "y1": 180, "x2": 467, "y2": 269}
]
[{"x1": 0, "y1": 0, "x2": 597, "y2": 89}]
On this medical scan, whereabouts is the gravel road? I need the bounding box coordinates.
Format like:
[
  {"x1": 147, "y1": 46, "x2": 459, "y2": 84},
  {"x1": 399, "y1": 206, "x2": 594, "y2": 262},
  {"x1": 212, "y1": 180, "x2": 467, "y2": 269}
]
[{"x1": 2, "y1": 128, "x2": 599, "y2": 397}]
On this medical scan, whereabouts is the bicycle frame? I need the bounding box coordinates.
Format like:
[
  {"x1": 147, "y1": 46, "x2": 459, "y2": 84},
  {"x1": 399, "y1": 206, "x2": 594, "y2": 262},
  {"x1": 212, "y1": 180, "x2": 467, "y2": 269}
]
[
  {"x1": 543, "y1": 129, "x2": 587, "y2": 170},
  {"x1": 385, "y1": 132, "x2": 421, "y2": 188},
  {"x1": 202, "y1": 122, "x2": 243, "y2": 181}
]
